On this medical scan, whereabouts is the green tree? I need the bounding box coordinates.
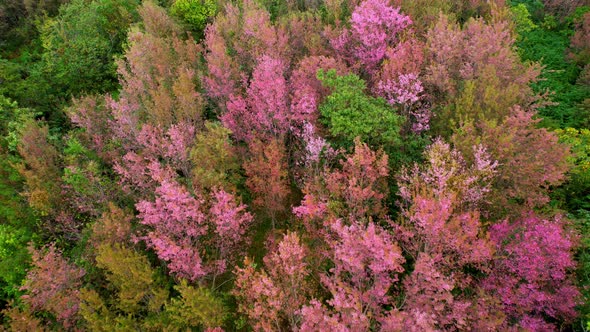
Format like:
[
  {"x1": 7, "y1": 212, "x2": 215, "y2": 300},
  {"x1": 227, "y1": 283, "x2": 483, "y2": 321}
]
[
  {"x1": 171, "y1": 0, "x2": 217, "y2": 35},
  {"x1": 190, "y1": 122, "x2": 241, "y2": 192},
  {"x1": 554, "y1": 127, "x2": 590, "y2": 211},
  {"x1": 318, "y1": 69, "x2": 403, "y2": 150},
  {"x1": 79, "y1": 243, "x2": 169, "y2": 330},
  {"x1": 38, "y1": 0, "x2": 139, "y2": 97},
  {"x1": 515, "y1": 16, "x2": 590, "y2": 128},
  {"x1": 94, "y1": 243, "x2": 168, "y2": 314},
  {"x1": 0, "y1": 96, "x2": 36, "y2": 306},
  {"x1": 510, "y1": 3, "x2": 538, "y2": 34},
  {"x1": 165, "y1": 280, "x2": 226, "y2": 329}
]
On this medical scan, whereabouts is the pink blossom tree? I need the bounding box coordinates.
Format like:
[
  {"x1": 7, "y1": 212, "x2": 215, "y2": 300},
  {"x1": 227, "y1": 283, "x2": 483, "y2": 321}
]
[
  {"x1": 66, "y1": 2, "x2": 207, "y2": 219},
  {"x1": 331, "y1": 0, "x2": 412, "y2": 72},
  {"x1": 424, "y1": 13, "x2": 540, "y2": 109},
  {"x1": 395, "y1": 139, "x2": 500, "y2": 329},
  {"x1": 234, "y1": 232, "x2": 310, "y2": 331},
  {"x1": 452, "y1": 107, "x2": 571, "y2": 217},
  {"x1": 136, "y1": 181, "x2": 253, "y2": 282},
  {"x1": 372, "y1": 38, "x2": 430, "y2": 133},
  {"x1": 293, "y1": 139, "x2": 407, "y2": 329},
  {"x1": 222, "y1": 55, "x2": 290, "y2": 142},
  {"x1": 113, "y1": 122, "x2": 195, "y2": 195},
  {"x1": 299, "y1": 220, "x2": 404, "y2": 330},
  {"x1": 203, "y1": 21, "x2": 241, "y2": 105},
  {"x1": 293, "y1": 137, "x2": 389, "y2": 257},
  {"x1": 203, "y1": 0, "x2": 290, "y2": 107},
  {"x1": 289, "y1": 56, "x2": 349, "y2": 130},
  {"x1": 483, "y1": 213, "x2": 580, "y2": 330},
  {"x1": 20, "y1": 244, "x2": 85, "y2": 329},
  {"x1": 116, "y1": 1, "x2": 203, "y2": 129},
  {"x1": 209, "y1": 188, "x2": 254, "y2": 277},
  {"x1": 324, "y1": 137, "x2": 390, "y2": 221},
  {"x1": 402, "y1": 253, "x2": 467, "y2": 329},
  {"x1": 68, "y1": 96, "x2": 113, "y2": 160},
  {"x1": 136, "y1": 180, "x2": 208, "y2": 281},
  {"x1": 398, "y1": 138, "x2": 498, "y2": 213}
]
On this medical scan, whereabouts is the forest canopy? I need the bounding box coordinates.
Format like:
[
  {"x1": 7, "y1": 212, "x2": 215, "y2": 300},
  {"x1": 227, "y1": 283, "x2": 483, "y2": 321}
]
[{"x1": 0, "y1": 0, "x2": 590, "y2": 330}]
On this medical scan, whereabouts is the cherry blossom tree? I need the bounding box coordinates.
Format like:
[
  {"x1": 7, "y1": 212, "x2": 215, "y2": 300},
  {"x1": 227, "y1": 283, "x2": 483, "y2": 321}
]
[
  {"x1": 452, "y1": 107, "x2": 571, "y2": 217},
  {"x1": 222, "y1": 56, "x2": 290, "y2": 142},
  {"x1": 234, "y1": 232, "x2": 310, "y2": 331},
  {"x1": 20, "y1": 244, "x2": 85, "y2": 329},
  {"x1": 136, "y1": 180, "x2": 253, "y2": 282},
  {"x1": 331, "y1": 0, "x2": 412, "y2": 71},
  {"x1": 483, "y1": 213, "x2": 580, "y2": 330}
]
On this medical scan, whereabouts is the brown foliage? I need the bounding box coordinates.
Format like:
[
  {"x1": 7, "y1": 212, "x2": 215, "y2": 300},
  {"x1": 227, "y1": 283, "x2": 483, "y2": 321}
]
[
  {"x1": 117, "y1": 1, "x2": 204, "y2": 128},
  {"x1": 244, "y1": 138, "x2": 290, "y2": 223},
  {"x1": 15, "y1": 121, "x2": 61, "y2": 216}
]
